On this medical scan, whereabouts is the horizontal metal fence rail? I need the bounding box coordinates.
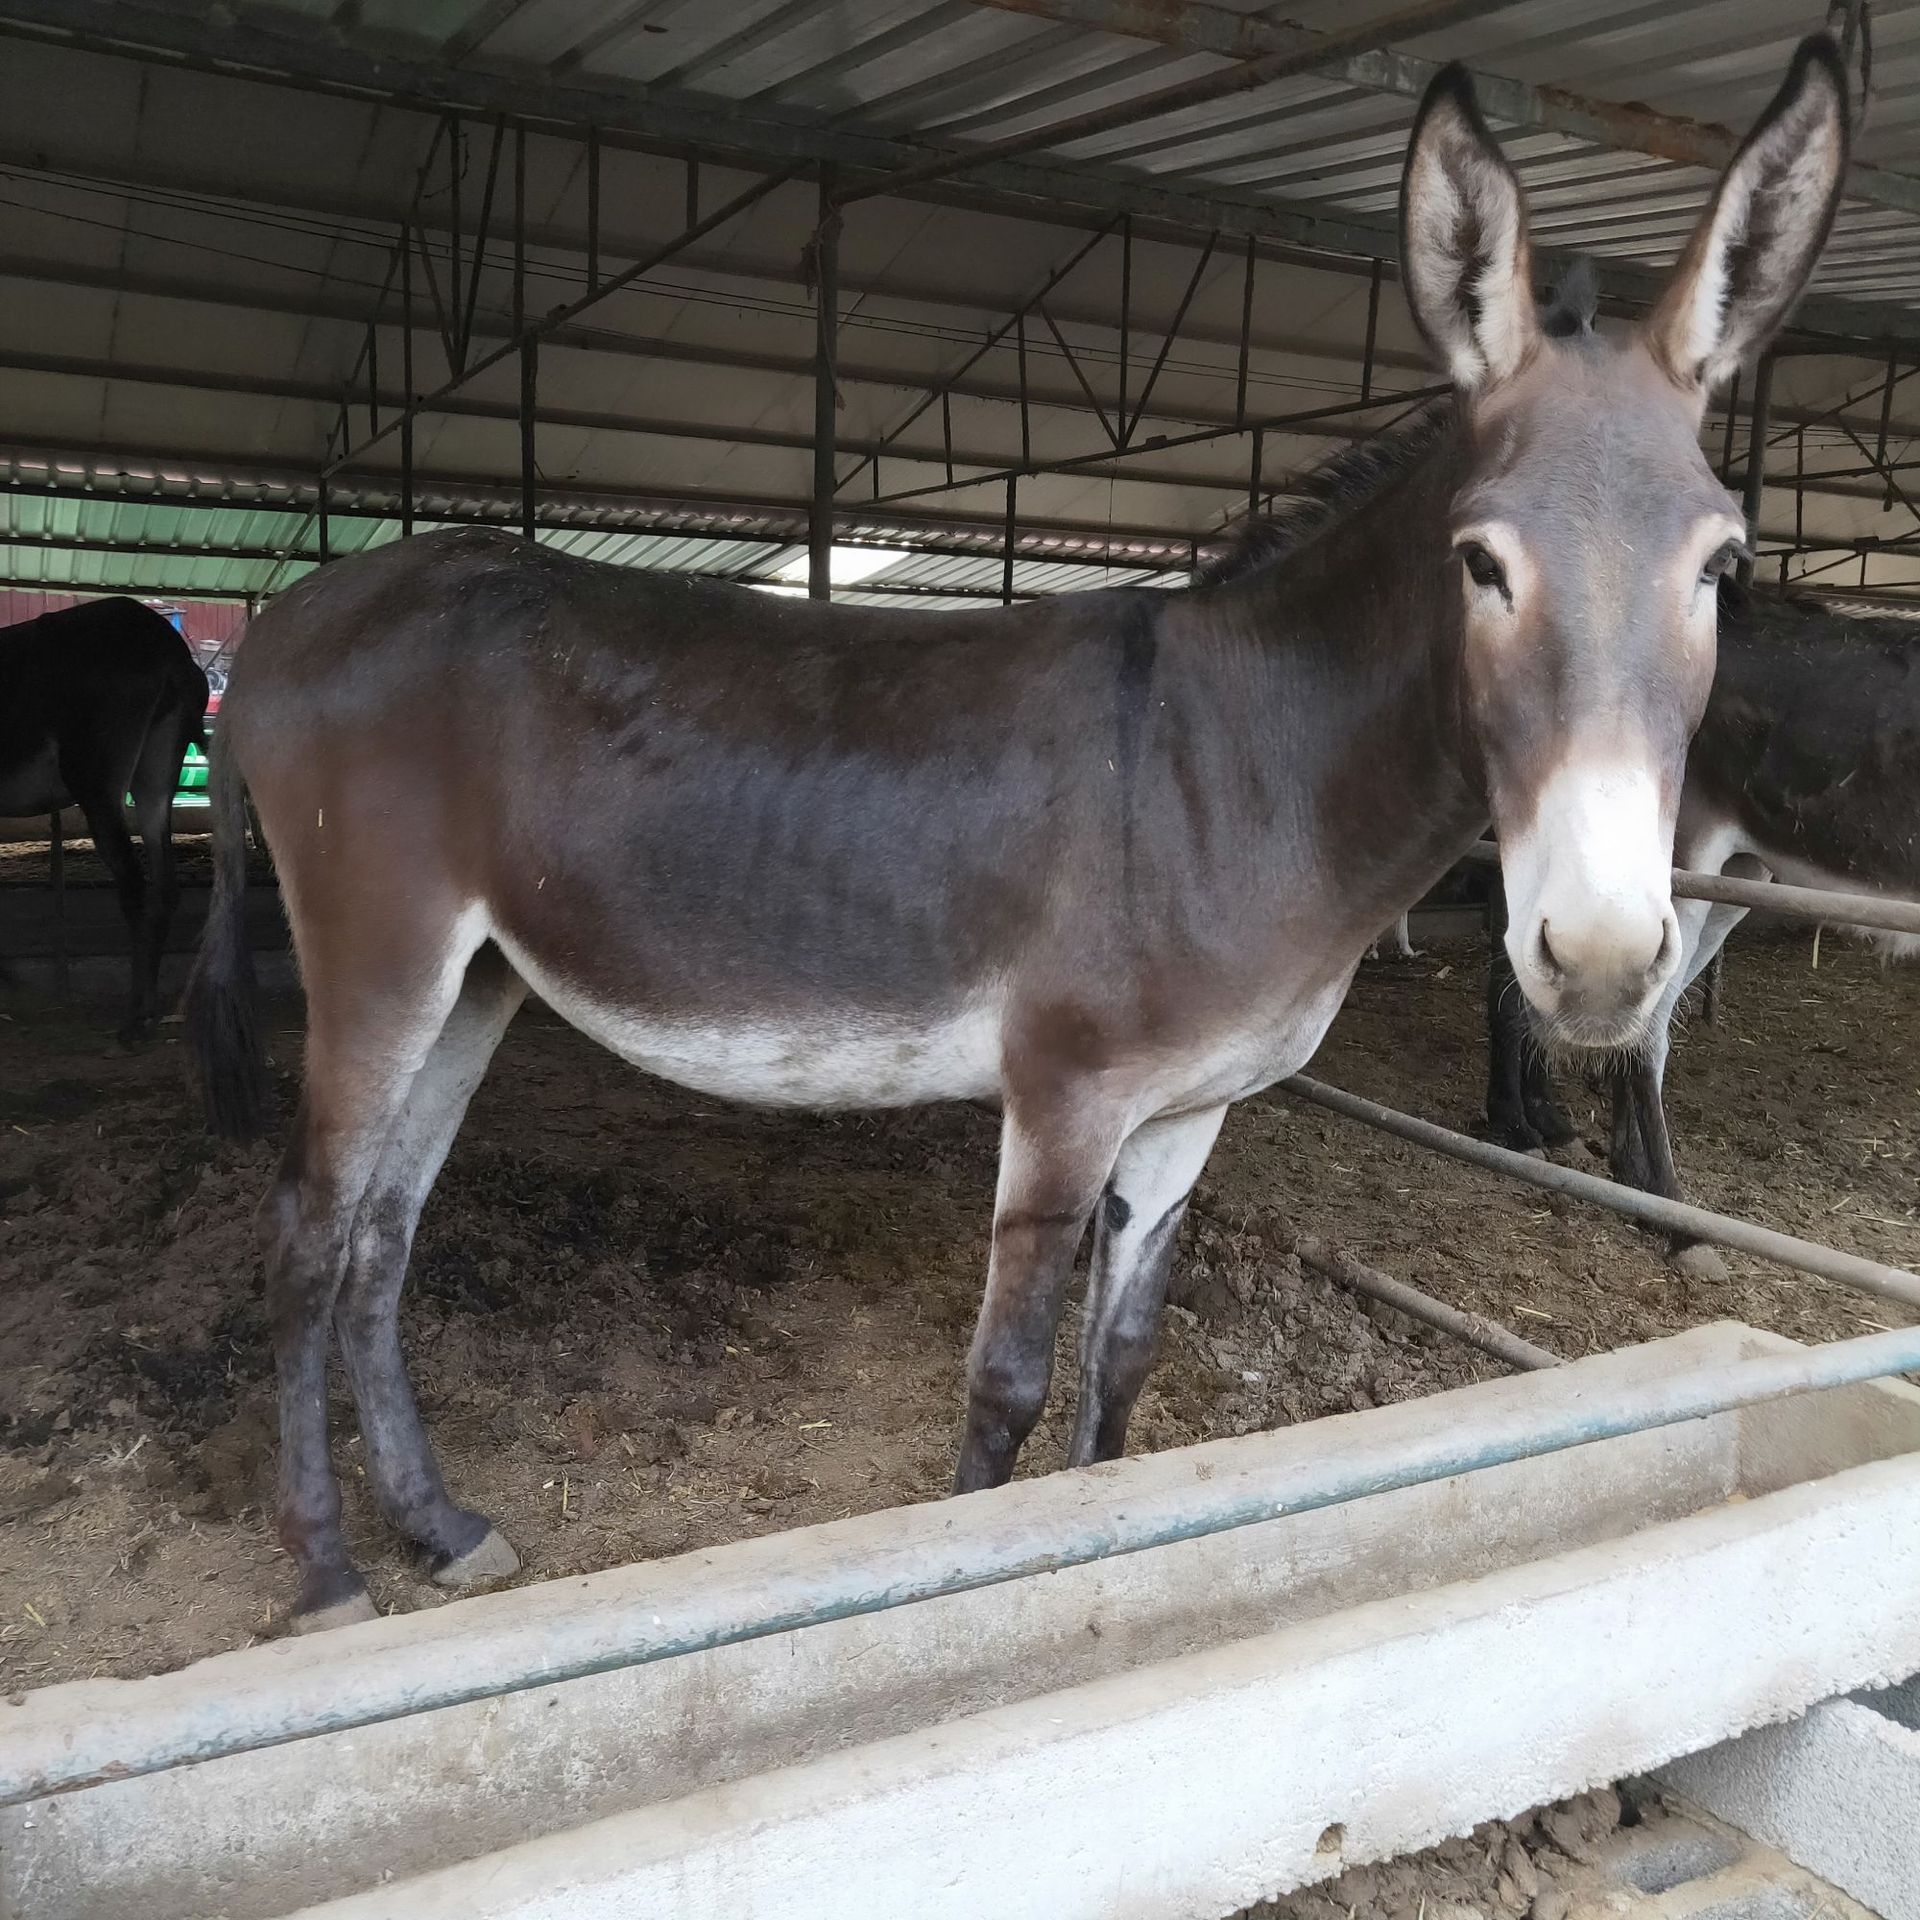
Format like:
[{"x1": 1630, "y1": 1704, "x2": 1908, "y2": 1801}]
[
  {"x1": 1463, "y1": 841, "x2": 1920, "y2": 939},
  {"x1": 1282, "y1": 1075, "x2": 1920, "y2": 1318}
]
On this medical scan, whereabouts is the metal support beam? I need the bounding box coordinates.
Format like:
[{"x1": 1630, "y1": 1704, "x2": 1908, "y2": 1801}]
[
  {"x1": 839, "y1": 222, "x2": 1111, "y2": 495},
  {"x1": 1718, "y1": 374, "x2": 1741, "y2": 481},
  {"x1": 515, "y1": 124, "x2": 536, "y2": 540},
  {"x1": 519, "y1": 339, "x2": 537, "y2": 541},
  {"x1": 1125, "y1": 230, "x2": 1216, "y2": 443},
  {"x1": 1235, "y1": 235, "x2": 1255, "y2": 429},
  {"x1": 0, "y1": 430, "x2": 1209, "y2": 561},
  {"x1": 586, "y1": 123, "x2": 600, "y2": 295},
  {"x1": 1002, "y1": 475, "x2": 1018, "y2": 605},
  {"x1": 400, "y1": 223, "x2": 415, "y2": 536},
  {"x1": 1360, "y1": 260, "x2": 1382, "y2": 406},
  {"x1": 1876, "y1": 353, "x2": 1898, "y2": 501},
  {"x1": 864, "y1": 382, "x2": 1449, "y2": 508},
  {"x1": 967, "y1": 0, "x2": 1920, "y2": 222},
  {"x1": 1738, "y1": 353, "x2": 1775, "y2": 587},
  {"x1": 810, "y1": 168, "x2": 840, "y2": 602},
  {"x1": 316, "y1": 471, "x2": 330, "y2": 562},
  {"x1": 1, "y1": 0, "x2": 1915, "y2": 350},
  {"x1": 323, "y1": 166, "x2": 800, "y2": 480}
]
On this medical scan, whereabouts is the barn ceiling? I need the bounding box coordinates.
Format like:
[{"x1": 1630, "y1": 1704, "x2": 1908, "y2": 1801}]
[{"x1": 0, "y1": 1, "x2": 1917, "y2": 603}]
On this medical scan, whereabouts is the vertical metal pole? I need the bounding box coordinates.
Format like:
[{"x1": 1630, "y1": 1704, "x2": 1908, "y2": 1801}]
[
  {"x1": 1718, "y1": 372, "x2": 1741, "y2": 481},
  {"x1": 685, "y1": 150, "x2": 700, "y2": 230},
  {"x1": 366, "y1": 322, "x2": 380, "y2": 438},
  {"x1": 513, "y1": 125, "x2": 526, "y2": 337},
  {"x1": 1795, "y1": 423, "x2": 1806, "y2": 551},
  {"x1": 517, "y1": 127, "x2": 535, "y2": 541},
  {"x1": 1737, "y1": 352, "x2": 1774, "y2": 587},
  {"x1": 1117, "y1": 216, "x2": 1132, "y2": 447},
  {"x1": 1360, "y1": 259, "x2": 1382, "y2": 405},
  {"x1": 586, "y1": 126, "x2": 601, "y2": 295},
  {"x1": 520, "y1": 341, "x2": 538, "y2": 541},
  {"x1": 1703, "y1": 950, "x2": 1722, "y2": 1026},
  {"x1": 1878, "y1": 353, "x2": 1899, "y2": 511},
  {"x1": 1248, "y1": 426, "x2": 1264, "y2": 519},
  {"x1": 809, "y1": 166, "x2": 840, "y2": 603},
  {"x1": 447, "y1": 116, "x2": 465, "y2": 375},
  {"x1": 1235, "y1": 235, "x2": 1255, "y2": 430},
  {"x1": 941, "y1": 390, "x2": 954, "y2": 486},
  {"x1": 317, "y1": 470, "x2": 331, "y2": 562},
  {"x1": 1002, "y1": 476, "x2": 1017, "y2": 607},
  {"x1": 48, "y1": 808, "x2": 66, "y2": 997},
  {"x1": 1017, "y1": 312, "x2": 1031, "y2": 469},
  {"x1": 400, "y1": 223, "x2": 416, "y2": 537}
]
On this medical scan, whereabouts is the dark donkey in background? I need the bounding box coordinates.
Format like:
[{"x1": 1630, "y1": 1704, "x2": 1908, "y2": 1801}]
[
  {"x1": 0, "y1": 597, "x2": 209, "y2": 1044},
  {"x1": 1486, "y1": 576, "x2": 1920, "y2": 1239},
  {"x1": 187, "y1": 46, "x2": 1848, "y2": 1631}
]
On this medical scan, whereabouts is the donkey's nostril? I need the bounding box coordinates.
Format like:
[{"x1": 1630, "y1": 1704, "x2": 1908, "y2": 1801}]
[
  {"x1": 1534, "y1": 920, "x2": 1563, "y2": 983},
  {"x1": 1650, "y1": 913, "x2": 1680, "y2": 979}
]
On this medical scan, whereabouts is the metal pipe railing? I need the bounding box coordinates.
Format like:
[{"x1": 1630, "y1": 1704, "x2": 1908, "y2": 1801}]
[
  {"x1": 1463, "y1": 841, "x2": 1920, "y2": 940},
  {"x1": 1293, "y1": 1232, "x2": 1560, "y2": 1371},
  {"x1": 10, "y1": 1315, "x2": 1920, "y2": 1807},
  {"x1": 1282, "y1": 1075, "x2": 1920, "y2": 1316}
]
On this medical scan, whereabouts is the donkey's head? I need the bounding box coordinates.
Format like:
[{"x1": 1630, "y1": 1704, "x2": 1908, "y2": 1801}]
[{"x1": 1403, "y1": 39, "x2": 1849, "y2": 1047}]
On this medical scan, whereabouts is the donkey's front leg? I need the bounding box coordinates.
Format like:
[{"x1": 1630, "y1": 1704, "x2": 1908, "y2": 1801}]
[
  {"x1": 1068, "y1": 1104, "x2": 1226, "y2": 1468},
  {"x1": 954, "y1": 1104, "x2": 1123, "y2": 1493}
]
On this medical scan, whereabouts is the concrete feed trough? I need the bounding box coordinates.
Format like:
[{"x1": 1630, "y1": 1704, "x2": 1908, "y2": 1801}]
[{"x1": 5, "y1": 1322, "x2": 1919, "y2": 1920}]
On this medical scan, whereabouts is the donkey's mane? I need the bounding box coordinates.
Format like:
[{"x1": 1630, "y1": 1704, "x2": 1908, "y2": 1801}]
[
  {"x1": 1722, "y1": 573, "x2": 1920, "y2": 654},
  {"x1": 1192, "y1": 400, "x2": 1455, "y2": 587}
]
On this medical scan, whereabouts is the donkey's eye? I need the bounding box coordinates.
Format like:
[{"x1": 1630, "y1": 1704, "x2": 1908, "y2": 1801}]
[
  {"x1": 1700, "y1": 540, "x2": 1744, "y2": 584},
  {"x1": 1459, "y1": 542, "x2": 1508, "y2": 594}
]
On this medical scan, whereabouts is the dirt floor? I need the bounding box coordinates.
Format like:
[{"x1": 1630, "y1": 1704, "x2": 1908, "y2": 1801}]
[
  {"x1": 3, "y1": 904, "x2": 1918, "y2": 1697},
  {"x1": 1254, "y1": 1786, "x2": 1643, "y2": 1920}
]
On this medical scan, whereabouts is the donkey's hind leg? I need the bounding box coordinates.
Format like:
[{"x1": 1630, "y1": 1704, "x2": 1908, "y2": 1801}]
[
  {"x1": 70, "y1": 782, "x2": 150, "y2": 1046},
  {"x1": 1067, "y1": 1104, "x2": 1226, "y2": 1468},
  {"x1": 334, "y1": 944, "x2": 527, "y2": 1587},
  {"x1": 265, "y1": 911, "x2": 487, "y2": 1630},
  {"x1": 954, "y1": 1098, "x2": 1128, "y2": 1493},
  {"x1": 127, "y1": 714, "x2": 192, "y2": 1032}
]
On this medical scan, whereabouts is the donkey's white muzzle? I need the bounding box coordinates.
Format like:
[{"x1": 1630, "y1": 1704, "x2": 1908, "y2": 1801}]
[{"x1": 1501, "y1": 759, "x2": 1681, "y2": 1048}]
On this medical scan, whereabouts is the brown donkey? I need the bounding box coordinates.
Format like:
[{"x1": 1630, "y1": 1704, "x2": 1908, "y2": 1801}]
[{"x1": 189, "y1": 46, "x2": 1849, "y2": 1629}]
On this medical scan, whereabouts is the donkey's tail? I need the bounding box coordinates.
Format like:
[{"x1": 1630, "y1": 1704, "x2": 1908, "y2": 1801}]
[{"x1": 184, "y1": 730, "x2": 268, "y2": 1140}]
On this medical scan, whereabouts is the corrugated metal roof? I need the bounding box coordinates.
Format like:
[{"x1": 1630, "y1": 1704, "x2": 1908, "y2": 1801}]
[
  {"x1": 0, "y1": 2, "x2": 1915, "y2": 598},
  {"x1": 255, "y1": 0, "x2": 1920, "y2": 307}
]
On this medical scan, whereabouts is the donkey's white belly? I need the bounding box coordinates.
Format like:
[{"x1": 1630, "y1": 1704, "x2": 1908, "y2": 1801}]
[
  {"x1": 496, "y1": 938, "x2": 1004, "y2": 1109},
  {"x1": 496, "y1": 933, "x2": 1355, "y2": 1119}
]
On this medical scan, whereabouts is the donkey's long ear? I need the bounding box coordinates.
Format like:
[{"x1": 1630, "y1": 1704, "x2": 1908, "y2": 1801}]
[
  {"x1": 1400, "y1": 64, "x2": 1538, "y2": 392},
  {"x1": 1643, "y1": 36, "x2": 1850, "y2": 394}
]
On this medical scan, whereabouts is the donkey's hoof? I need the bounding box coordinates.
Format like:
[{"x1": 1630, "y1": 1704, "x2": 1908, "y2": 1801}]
[
  {"x1": 432, "y1": 1527, "x2": 520, "y2": 1589},
  {"x1": 292, "y1": 1589, "x2": 380, "y2": 1634},
  {"x1": 1669, "y1": 1244, "x2": 1728, "y2": 1283}
]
